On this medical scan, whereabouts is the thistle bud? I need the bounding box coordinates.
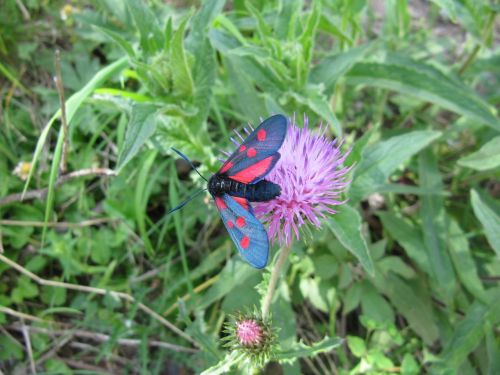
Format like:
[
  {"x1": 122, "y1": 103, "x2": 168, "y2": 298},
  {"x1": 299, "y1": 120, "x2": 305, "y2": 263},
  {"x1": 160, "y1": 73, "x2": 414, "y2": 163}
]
[{"x1": 223, "y1": 311, "x2": 277, "y2": 367}]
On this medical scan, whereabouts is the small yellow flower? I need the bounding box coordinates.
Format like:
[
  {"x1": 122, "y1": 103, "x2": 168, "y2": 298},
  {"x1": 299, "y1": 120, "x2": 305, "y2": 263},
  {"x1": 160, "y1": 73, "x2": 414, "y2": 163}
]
[
  {"x1": 60, "y1": 4, "x2": 75, "y2": 21},
  {"x1": 13, "y1": 161, "x2": 32, "y2": 181}
]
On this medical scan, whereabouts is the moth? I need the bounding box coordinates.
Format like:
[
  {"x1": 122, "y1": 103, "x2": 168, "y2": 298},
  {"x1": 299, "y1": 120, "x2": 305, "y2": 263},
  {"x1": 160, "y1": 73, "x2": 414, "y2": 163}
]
[{"x1": 170, "y1": 114, "x2": 287, "y2": 268}]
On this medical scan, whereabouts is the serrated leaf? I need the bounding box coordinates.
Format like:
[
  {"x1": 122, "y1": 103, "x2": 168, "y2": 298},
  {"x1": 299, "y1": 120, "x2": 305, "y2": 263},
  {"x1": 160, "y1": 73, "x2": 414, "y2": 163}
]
[
  {"x1": 349, "y1": 130, "x2": 442, "y2": 202},
  {"x1": 471, "y1": 189, "x2": 500, "y2": 256},
  {"x1": 346, "y1": 59, "x2": 499, "y2": 130},
  {"x1": 276, "y1": 336, "x2": 343, "y2": 362},
  {"x1": 326, "y1": 204, "x2": 375, "y2": 276},
  {"x1": 117, "y1": 103, "x2": 158, "y2": 171},
  {"x1": 200, "y1": 352, "x2": 238, "y2": 375},
  {"x1": 458, "y1": 136, "x2": 500, "y2": 171}
]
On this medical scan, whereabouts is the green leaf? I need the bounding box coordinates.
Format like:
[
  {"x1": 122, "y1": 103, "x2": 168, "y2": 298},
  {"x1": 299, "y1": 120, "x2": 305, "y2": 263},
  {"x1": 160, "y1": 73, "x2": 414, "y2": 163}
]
[
  {"x1": 360, "y1": 282, "x2": 395, "y2": 324},
  {"x1": 41, "y1": 285, "x2": 67, "y2": 306},
  {"x1": 470, "y1": 189, "x2": 500, "y2": 256},
  {"x1": 429, "y1": 0, "x2": 458, "y2": 22},
  {"x1": 298, "y1": 0, "x2": 321, "y2": 69},
  {"x1": 225, "y1": 55, "x2": 267, "y2": 124},
  {"x1": 289, "y1": 90, "x2": 342, "y2": 135},
  {"x1": 276, "y1": 336, "x2": 343, "y2": 362},
  {"x1": 349, "y1": 130, "x2": 442, "y2": 202},
  {"x1": 486, "y1": 331, "x2": 500, "y2": 375},
  {"x1": 0, "y1": 335, "x2": 23, "y2": 361},
  {"x1": 187, "y1": 0, "x2": 226, "y2": 49},
  {"x1": 346, "y1": 58, "x2": 499, "y2": 130},
  {"x1": 45, "y1": 358, "x2": 72, "y2": 374},
  {"x1": 436, "y1": 300, "x2": 500, "y2": 370},
  {"x1": 446, "y1": 217, "x2": 487, "y2": 302},
  {"x1": 458, "y1": 136, "x2": 500, "y2": 171},
  {"x1": 125, "y1": 0, "x2": 163, "y2": 54},
  {"x1": 326, "y1": 204, "x2": 375, "y2": 276},
  {"x1": 274, "y1": 0, "x2": 302, "y2": 40},
  {"x1": 377, "y1": 212, "x2": 431, "y2": 275},
  {"x1": 347, "y1": 336, "x2": 366, "y2": 358},
  {"x1": 376, "y1": 274, "x2": 439, "y2": 344},
  {"x1": 375, "y1": 183, "x2": 447, "y2": 196},
  {"x1": 310, "y1": 43, "x2": 373, "y2": 95},
  {"x1": 419, "y1": 150, "x2": 456, "y2": 301},
  {"x1": 190, "y1": 36, "x2": 216, "y2": 132},
  {"x1": 117, "y1": 103, "x2": 158, "y2": 171},
  {"x1": 343, "y1": 282, "x2": 362, "y2": 315},
  {"x1": 171, "y1": 15, "x2": 194, "y2": 97},
  {"x1": 401, "y1": 353, "x2": 420, "y2": 375},
  {"x1": 94, "y1": 25, "x2": 135, "y2": 58}
]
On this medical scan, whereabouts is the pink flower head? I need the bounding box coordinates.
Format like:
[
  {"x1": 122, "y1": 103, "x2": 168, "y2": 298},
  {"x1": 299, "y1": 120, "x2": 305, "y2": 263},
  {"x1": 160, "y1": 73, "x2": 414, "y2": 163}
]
[
  {"x1": 254, "y1": 114, "x2": 351, "y2": 247},
  {"x1": 236, "y1": 319, "x2": 263, "y2": 346},
  {"x1": 223, "y1": 311, "x2": 277, "y2": 366}
]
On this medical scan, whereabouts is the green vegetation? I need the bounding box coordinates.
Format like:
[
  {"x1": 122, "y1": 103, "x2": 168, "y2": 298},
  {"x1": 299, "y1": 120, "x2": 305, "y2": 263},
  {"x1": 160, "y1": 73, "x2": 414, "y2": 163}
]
[{"x1": 0, "y1": 0, "x2": 499, "y2": 373}]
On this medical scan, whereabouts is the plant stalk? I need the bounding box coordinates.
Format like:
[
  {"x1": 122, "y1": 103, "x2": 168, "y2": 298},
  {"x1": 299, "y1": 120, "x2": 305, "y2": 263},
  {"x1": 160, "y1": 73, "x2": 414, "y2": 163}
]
[{"x1": 261, "y1": 245, "x2": 292, "y2": 317}]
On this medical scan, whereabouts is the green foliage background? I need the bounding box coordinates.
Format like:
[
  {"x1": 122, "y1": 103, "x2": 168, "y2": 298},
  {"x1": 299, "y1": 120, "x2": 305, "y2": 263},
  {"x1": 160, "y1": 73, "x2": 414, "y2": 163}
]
[{"x1": 0, "y1": 0, "x2": 499, "y2": 373}]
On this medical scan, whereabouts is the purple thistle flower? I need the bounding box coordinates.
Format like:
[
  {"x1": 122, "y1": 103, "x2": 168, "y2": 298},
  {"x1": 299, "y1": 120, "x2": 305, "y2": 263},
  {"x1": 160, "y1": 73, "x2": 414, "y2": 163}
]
[{"x1": 253, "y1": 114, "x2": 351, "y2": 247}]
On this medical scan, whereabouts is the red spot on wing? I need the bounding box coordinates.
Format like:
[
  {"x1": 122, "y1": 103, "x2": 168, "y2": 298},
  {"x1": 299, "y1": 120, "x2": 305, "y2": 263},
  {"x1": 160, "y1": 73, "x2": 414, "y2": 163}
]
[
  {"x1": 240, "y1": 236, "x2": 250, "y2": 249},
  {"x1": 257, "y1": 129, "x2": 266, "y2": 141},
  {"x1": 236, "y1": 217, "x2": 246, "y2": 228},
  {"x1": 215, "y1": 197, "x2": 227, "y2": 210},
  {"x1": 220, "y1": 161, "x2": 233, "y2": 174},
  {"x1": 239, "y1": 145, "x2": 246, "y2": 152},
  {"x1": 227, "y1": 220, "x2": 234, "y2": 228},
  {"x1": 247, "y1": 148, "x2": 257, "y2": 158},
  {"x1": 232, "y1": 197, "x2": 249, "y2": 210},
  {"x1": 229, "y1": 156, "x2": 274, "y2": 183}
]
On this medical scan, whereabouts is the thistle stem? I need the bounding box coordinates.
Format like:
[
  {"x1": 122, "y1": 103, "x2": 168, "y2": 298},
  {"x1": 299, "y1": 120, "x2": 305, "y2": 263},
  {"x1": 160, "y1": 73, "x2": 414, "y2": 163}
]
[{"x1": 261, "y1": 246, "x2": 292, "y2": 317}]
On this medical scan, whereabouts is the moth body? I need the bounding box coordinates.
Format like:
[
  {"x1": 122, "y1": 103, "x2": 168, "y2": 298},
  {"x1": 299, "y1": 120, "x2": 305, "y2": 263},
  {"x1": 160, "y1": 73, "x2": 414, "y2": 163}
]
[{"x1": 208, "y1": 174, "x2": 281, "y2": 202}]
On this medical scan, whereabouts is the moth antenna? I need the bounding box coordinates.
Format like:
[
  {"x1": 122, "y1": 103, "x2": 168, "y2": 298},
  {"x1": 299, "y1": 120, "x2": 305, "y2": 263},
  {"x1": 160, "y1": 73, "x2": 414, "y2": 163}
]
[
  {"x1": 230, "y1": 136, "x2": 240, "y2": 147},
  {"x1": 171, "y1": 148, "x2": 208, "y2": 182},
  {"x1": 234, "y1": 129, "x2": 245, "y2": 142},
  {"x1": 167, "y1": 188, "x2": 207, "y2": 215}
]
